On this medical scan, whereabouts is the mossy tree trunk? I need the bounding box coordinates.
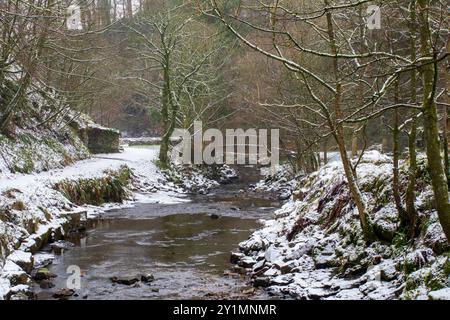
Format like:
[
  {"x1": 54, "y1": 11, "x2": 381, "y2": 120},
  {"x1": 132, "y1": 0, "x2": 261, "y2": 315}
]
[
  {"x1": 418, "y1": 0, "x2": 450, "y2": 242},
  {"x1": 443, "y1": 41, "x2": 450, "y2": 186},
  {"x1": 159, "y1": 54, "x2": 173, "y2": 168}
]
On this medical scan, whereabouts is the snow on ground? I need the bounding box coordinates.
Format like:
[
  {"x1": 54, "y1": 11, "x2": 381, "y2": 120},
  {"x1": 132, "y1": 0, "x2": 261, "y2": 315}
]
[
  {"x1": 1, "y1": 146, "x2": 158, "y2": 192},
  {"x1": 234, "y1": 150, "x2": 450, "y2": 300}
]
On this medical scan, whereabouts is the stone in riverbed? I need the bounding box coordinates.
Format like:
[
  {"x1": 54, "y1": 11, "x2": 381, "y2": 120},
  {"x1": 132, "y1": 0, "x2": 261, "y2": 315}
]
[
  {"x1": 270, "y1": 274, "x2": 294, "y2": 286},
  {"x1": 140, "y1": 273, "x2": 155, "y2": 283},
  {"x1": 9, "y1": 292, "x2": 31, "y2": 300},
  {"x1": 253, "y1": 266, "x2": 270, "y2": 277},
  {"x1": 308, "y1": 287, "x2": 337, "y2": 300},
  {"x1": 231, "y1": 265, "x2": 247, "y2": 274},
  {"x1": 253, "y1": 277, "x2": 270, "y2": 287},
  {"x1": 110, "y1": 276, "x2": 140, "y2": 285},
  {"x1": 209, "y1": 213, "x2": 220, "y2": 220},
  {"x1": 50, "y1": 240, "x2": 75, "y2": 252},
  {"x1": 230, "y1": 252, "x2": 244, "y2": 264},
  {"x1": 39, "y1": 279, "x2": 55, "y2": 289},
  {"x1": 263, "y1": 267, "x2": 281, "y2": 277},
  {"x1": 34, "y1": 268, "x2": 57, "y2": 281},
  {"x1": 33, "y1": 252, "x2": 55, "y2": 269},
  {"x1": 53, "y1": 288, "x2": 75, "y2": 299}
]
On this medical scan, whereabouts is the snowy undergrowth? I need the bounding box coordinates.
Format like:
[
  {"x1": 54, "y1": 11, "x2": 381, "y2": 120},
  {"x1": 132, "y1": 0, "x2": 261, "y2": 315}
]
[
  {"x1": 0, "y1": 126, "x2": 89, "y2": 177},
  {"x1": 164, "y1": 163, "x2": 237, "y2": 194},
  {"x1": 0, "y1": 78, "x2": 91, "y2": 178},
  {"x1": 233, "y1": 150, "x2": 450, "y2": 300}
]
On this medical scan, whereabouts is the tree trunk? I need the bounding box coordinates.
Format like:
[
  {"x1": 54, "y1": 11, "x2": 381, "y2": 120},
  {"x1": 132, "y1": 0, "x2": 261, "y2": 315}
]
[
  {"x1": 418, "y1": 0, "x2": 450, "y2": 242},
  {"x1": 444, "y1": 96, "x2": 449, "y2": 186},
  {"x1": 351, "y1": 128, "x2": 358, "y2": 158},
  {"x1": 443, "y1": 37, "x2": 449, "y2": 185},
  {"x1": 323, "y1": 139, "x2": 328, "y2": 164},
  {"x1": 392, "y1": 102, "x2": 404, "y2": 212},
  {"x1": 404, "y1": 0, "x2": 419, "y2": 236},
  {"x1": 126, "y1": 0, "x2": 133, "y2": 19},
  {"x1": 159, "y1": 59, "x2": 171, "y2": 167},
  {"x1": 324, "y1": 0, "x2": 375, "y2": 242}
]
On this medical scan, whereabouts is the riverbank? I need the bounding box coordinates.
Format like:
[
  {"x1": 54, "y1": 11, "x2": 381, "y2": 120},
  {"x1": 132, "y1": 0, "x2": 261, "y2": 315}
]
[{"x1": 233, "y1": 151, "x2": 450, "y2": 300}]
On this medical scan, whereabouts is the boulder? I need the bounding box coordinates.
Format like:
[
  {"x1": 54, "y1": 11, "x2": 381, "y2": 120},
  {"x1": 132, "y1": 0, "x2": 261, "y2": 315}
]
[
  {"x1": 2, "y1": 261, "x2": 30, "y2": 285},
  {"x1": 372, "y1": 205, "x2": 399, "y2": 242},
  {"x1": 424, "y1": 222, "x2": 450, "y2": 255},
  {"x1": 239, "y1": 235, "x2": 268, "y2": 253},
  {"x1": 274, "y1": 261, "x2": 294, "y2": 274},
  {"x1": 79, "y1": 125, "x2": 120, "y2": 154},
  {"x1": 7, "y1": 250, "x2": 33, "y2": 273},
  {"x1": 264, "y1": 245, "x2": 281, "y2": 263},
  {"x1": 238, "y1": 257, "x2": 257, "y2": 268}
]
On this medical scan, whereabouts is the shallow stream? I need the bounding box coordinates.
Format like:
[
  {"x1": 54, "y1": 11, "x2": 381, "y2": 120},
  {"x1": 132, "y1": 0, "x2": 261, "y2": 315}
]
[{"x1": 33, "y1": 166, "x2": 280, "y2": 300}]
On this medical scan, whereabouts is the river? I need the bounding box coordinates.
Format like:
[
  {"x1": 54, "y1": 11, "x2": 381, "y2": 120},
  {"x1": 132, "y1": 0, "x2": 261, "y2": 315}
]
[{"x1": 31, "y1": 165, "x2": 280, "y2": 300}]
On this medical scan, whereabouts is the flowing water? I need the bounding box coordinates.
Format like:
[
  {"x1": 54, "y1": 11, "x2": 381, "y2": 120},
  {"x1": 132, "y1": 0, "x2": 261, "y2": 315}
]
[{"x1": 32, "y1": 166, "x2": 280, "y2": 300}]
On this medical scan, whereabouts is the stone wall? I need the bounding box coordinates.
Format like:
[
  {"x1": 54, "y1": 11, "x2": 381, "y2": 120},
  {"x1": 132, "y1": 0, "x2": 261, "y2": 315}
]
[{"x1": 79, "y1": 125, "x2": 121, "y2": 154}]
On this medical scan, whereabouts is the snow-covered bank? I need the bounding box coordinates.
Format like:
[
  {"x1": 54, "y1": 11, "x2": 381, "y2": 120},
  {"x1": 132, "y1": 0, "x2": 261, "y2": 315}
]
[{"x1": 233, "y1": 151, "x2": 450, "y2": 300}]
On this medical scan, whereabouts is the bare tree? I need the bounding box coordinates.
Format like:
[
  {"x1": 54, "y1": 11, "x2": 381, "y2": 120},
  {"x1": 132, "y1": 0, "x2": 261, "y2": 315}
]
[
  {"x1": 206, "y1": 0, "x2": 449, "y2": 242},
  {"x1": 125, "y1": 2, "x2": 227, "y2": 167}
]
